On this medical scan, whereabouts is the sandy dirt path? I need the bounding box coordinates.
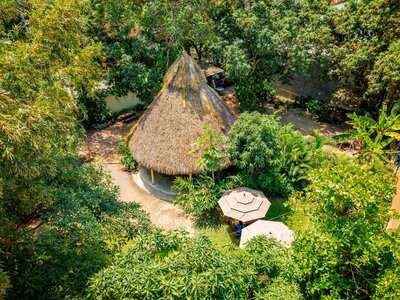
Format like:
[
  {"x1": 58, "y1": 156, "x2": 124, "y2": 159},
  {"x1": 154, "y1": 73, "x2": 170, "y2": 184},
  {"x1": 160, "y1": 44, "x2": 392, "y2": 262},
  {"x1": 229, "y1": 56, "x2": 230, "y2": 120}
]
[
  {"x1": 82, "y1": 120, "x2": 194, "y2": 234},
  {"x1": 104, "y1": 163, "x2": 194, "y2": 234}
]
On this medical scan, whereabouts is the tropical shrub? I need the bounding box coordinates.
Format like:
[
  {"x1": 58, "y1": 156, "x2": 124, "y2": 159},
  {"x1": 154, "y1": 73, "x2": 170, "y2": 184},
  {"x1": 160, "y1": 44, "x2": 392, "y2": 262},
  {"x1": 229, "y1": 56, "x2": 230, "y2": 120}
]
[
  {"x1": 88, "y1": 234, "x2": 302, "y2": 300},
  {"x1": 294, "y1": 96, "x2": 328, "y2": 119},
  {"x1": 223, "y1": 43, "x2": 252, "y2": 82},
  {"x1": 88, "y1": 236, "x2": 251, "y2": 299},
  {"x1": 235, "y1": 77, "x2": 276, "y2": 112},
  {"x1": 228, "y1": 112, "x2": 323, "y2": 196},
  {"x1": 243, "y1": 236, "x2": 301, "y2": 282},
  {"x1": 191, "y1": 124, "x2": 227, "y2": 179},
  {"x1": 288, "y1": 158, "x2": 399, "y2": 299},
  {"x1": 0, "y1": 262, "x2": 10, "y2": 300},
  {"x1": 118, "y1": 142, "x2": 138, "y2": 172},
  {"x1": 78, "y1": 89, "x2": 111, "y2": 127},
  {"x1": 373, "y1": 265, "x2": 400, "y2": 299},
  {"x1": 254, "y1": 278, "x2": 303, "y2": 300},
  {"x1": 242, "y1": 237, "x2": 302, "y2": 300},
  {"x1": 334, "y1": 102, "x2": 400, "y2": 160},
  {"x1": 173, "y1": 174, "x2": 243, "y2": 226}
]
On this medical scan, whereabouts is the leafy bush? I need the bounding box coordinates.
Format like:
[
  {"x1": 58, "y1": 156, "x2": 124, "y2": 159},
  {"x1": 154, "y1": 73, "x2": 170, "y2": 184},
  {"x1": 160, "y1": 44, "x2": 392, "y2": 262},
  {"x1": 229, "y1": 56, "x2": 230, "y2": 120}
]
[
  {"x1": 88, "y1": 234, "x2": 302, "y2": 300},
  {"x1": 118, "y1": 142, "x2": 138, "y2": 172},
  {"x1": 235, "y1": 77, "x2": 276, "y2": 112},
  {"x1": 254, "y1": 277, "x2": 303, "y2": 300},
  {"x1": 78, "y1": 89, "x2": 112, "y2": 128},
  {"x1": 88, "y1": 236, "x2": 251, "y2": 299},
  {"x1": 173, "y1": 174, "x2": 243, "y2": 226},
  {"x1": 334, "y1": 102, "x2": 400, "y2": 160},
  {"x1": 223, "y1": 43, "x2": 252, "y2": 81},
  {"x1": 191, "y1": 124, "x2": 227, "y2": 179},
  {"x1": 373, "y1": 265, "x2": 400, "y2": 299},
  {"x1": 228, "y1": 112, "x2": 323, "y2": 196},
  {"x1": 288, "y1": 158, "x2": 399, "y2": 299},
  {"x1": 294, "y1": 96, "x2": 327, "y2": 118},
  {"x1": 0, "y1": 261, "x2": 10, "y2": 299}
]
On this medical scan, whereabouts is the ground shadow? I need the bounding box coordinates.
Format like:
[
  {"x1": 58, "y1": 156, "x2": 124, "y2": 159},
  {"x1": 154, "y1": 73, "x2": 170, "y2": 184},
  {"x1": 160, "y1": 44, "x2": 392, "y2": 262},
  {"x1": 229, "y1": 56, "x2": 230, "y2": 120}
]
[{"x1": 264, "y1": 197, "x2": 291, "y2": 221}]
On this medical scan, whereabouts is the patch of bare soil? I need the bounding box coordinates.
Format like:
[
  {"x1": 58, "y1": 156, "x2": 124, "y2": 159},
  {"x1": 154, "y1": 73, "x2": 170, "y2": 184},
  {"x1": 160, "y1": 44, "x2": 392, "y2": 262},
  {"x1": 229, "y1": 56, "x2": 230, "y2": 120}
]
[
  {"x1": 279, "y1": 107, "x2": 347, "y2": 137},
  {"x1": 221, "y1": 87, "x2": 347, "y2": 137},
  {"x1": 79, "y1": 120, "x2": 136, "y2": 162}
]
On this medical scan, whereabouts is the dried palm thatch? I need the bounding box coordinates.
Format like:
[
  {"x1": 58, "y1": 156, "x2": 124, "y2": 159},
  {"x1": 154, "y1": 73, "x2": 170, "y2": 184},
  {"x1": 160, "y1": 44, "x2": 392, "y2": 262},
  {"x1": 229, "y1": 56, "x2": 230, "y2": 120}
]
[{"x1": 128, "y1": 53, "x2": 235, "y2": 175}]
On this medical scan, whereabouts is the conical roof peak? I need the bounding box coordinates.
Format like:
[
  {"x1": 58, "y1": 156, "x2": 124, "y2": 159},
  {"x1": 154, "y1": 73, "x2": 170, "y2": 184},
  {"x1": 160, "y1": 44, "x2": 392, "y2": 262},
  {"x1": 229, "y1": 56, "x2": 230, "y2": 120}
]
[{"x1": 129, "y1": 53, "x2": 235, "y2": 175}]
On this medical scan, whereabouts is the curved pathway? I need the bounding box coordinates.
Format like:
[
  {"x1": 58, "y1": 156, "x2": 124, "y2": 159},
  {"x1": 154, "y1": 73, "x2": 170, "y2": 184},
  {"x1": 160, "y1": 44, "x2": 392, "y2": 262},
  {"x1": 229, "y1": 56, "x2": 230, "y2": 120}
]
[
  {"x1": 82, "y1": 120, "x2": 194, "y2": 235},
  {"x1": 104, "y1": 163, "x2": 194, "y2": 234}
]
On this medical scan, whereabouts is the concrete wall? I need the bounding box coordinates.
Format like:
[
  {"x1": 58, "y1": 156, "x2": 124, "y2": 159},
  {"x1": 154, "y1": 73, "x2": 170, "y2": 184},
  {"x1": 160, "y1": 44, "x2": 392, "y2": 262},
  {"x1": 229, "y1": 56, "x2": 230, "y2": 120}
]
[
  {"x1": 105, "y1": 92, "x2": 141, "y2": 114},
  {"x1": 139, "y1": 167, "x2": 177, "y2": 201}
]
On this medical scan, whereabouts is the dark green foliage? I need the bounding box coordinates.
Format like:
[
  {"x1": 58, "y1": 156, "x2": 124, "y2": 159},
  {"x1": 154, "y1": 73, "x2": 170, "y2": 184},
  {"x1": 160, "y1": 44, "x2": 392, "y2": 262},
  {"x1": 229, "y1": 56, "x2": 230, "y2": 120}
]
[
  {"x1": 297, "y1": 0, "x2": 400, "y2": 113},
  {"x1": 294, "y1": 96, "x2": 328, "y2": 119},
  {"x1": 295, "y1": 96, "x2": 327, "y2": 117},
  {"x1": 88, "y1": 236, "x2": 249, "y2": 299},
  {"x1": 118, "y1": 142, "x2": 138, "y2": 172},
  {"x1": 235, "y1": 77, "x2": 276, "y2": 112},
  {"x1": 173, "y1": 174, "x2": 243, "y2": 226},
  {"x1": 289, "y1": 158, "x2": 399, "y2": 299},
  {"x1": 228, "y1": 112, "x2": 323, "y2": 196},
  {"x1": 88, "y1": 234, "x2": 302, "y2": 300},
  {"x1": 0, "y1": 258, "x2": 10, "y2": 299},
  {"x1": 9, "y1": 160, "x2": 150, "y2": 300},
  {"x1": 89, "y1": 0, "x2": 174, "y2": 105},
  {"x1": 78, "y1": 89, "x2": 111, "y2": 127},
  {"x1": 367, "y1": 40, "x2": 400, "y2": 105},
  {"x1": 334, "y1": 102, "x2": 400, "y2": 160},
  {"x1": 1, "y1": 1, "x2": 399, "y2": 299}
]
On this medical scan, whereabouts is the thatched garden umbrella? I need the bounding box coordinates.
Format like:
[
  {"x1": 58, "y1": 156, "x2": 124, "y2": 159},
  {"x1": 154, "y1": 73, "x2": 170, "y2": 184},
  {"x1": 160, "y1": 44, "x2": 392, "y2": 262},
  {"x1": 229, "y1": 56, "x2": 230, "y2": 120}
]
[
  {"x1": 218, "y1": 187, "x2": 271, "y2": 223},
  {"x1": 239, "y1": 220, "x2": 294, "y2": 248}
]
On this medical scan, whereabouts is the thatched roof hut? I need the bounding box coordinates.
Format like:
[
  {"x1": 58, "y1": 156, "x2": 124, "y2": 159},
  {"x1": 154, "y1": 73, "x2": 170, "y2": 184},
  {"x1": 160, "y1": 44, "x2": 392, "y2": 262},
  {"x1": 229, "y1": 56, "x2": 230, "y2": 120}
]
[{"x1": 129, "y1": 53, "x2": 235, "y2": 176}]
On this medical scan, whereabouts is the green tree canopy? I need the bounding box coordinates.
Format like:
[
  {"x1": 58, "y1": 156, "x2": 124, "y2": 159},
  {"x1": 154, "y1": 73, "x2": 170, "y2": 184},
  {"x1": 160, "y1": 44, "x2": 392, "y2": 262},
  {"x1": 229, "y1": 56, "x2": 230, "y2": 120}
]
[
  {"x1": 228, "y1": 112, "x2": 322, "y2": 195},
  {"x1": 289, "y1": 158, "x2": 399, "y2": 298}
]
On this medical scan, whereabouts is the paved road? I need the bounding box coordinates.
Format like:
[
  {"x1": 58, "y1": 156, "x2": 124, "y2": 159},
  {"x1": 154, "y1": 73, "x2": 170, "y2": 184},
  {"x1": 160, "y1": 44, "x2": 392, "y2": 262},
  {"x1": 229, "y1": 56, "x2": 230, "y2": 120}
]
[{"x1": 103, "y1": 163, "x2": 195, "y2": 235}]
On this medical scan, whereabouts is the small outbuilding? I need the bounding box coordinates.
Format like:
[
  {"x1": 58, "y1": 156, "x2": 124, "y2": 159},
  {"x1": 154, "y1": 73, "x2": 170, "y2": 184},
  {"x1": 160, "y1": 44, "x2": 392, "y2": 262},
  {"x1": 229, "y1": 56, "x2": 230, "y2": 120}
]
[
  {"x1": 204, "y1": 66, "x2": 226, "y2": 94},
  {"x1": 128, "y1": 53, "x2": 235, "y2": 200}
]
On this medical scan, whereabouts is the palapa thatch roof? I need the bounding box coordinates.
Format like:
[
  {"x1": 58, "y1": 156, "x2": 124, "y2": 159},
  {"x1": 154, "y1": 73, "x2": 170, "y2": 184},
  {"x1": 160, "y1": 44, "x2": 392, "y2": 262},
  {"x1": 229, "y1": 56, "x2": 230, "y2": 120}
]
[{"x1": 128, "y1": 53, "x2": 235, "y2": 176}]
